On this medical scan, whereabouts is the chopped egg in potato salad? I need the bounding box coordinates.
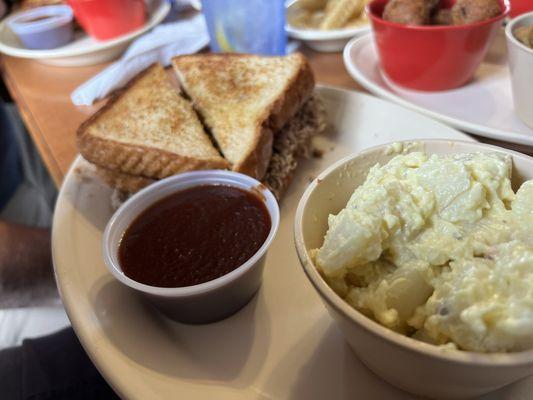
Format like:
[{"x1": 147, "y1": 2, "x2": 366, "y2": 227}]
[{"x1": 314, "y1": 151, "x2": 533, "y2": 352}]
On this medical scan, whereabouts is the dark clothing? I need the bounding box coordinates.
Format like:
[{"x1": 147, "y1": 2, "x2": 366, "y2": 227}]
[
  {"x1": 0, "y1": 103, "x2": 56, "y2": 227},
  {"x1": 0, "y1": 328, "x2": 119, "y2": 400},
  {"x1": 0, "y1": 86, "x2": 114, "y2": 398},
  {"x1": 0, "y1": 104, "x2": 22, "y2": 210}
]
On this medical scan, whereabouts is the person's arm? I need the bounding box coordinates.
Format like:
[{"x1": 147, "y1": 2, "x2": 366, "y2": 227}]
[{"x1": 0, "y1": 219, "x2": 54, "y2": 291}]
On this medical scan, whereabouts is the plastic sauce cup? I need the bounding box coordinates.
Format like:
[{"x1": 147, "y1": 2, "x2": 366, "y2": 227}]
[
  {"x1": 103, "y1": 170, "x2": 280, "y2": 324},
  {"x1": 8, "y1": 5, "x2": 74, "y2": 50}
]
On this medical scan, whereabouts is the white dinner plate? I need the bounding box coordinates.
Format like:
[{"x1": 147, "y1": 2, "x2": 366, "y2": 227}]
[
  {"x1": 0, "y1": 0, "x2": 170, "y2": 67},
  {"x1": 343, "y1": 32, "x2": 533, "y2": 147},
  {"x1": 53, "y1": 86, "x2": 531, "y2": 399}
]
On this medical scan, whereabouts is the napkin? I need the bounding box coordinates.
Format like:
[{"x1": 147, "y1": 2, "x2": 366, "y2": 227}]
[{"x1": 71, "y1": 13, "x2": 209, "y2": 106}]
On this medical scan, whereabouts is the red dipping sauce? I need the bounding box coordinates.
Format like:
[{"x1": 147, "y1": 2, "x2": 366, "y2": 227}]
[{"x1": 118, "y1": 185, "x2": 271, "y2": 288}]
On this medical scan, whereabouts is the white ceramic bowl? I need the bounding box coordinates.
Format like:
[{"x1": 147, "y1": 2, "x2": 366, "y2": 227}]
[
  {"x1": 506, "y1": 12, "x2": 533, "y2": 129},
  {"x1": 294, "y1": 140, "x2": 533, "y2": 399},
  {"x1": 286, "y1": 0, "x2": 370, "y2": 52},
  {"x1": 103, "y1": 170, "x2": 280, "y2": 324}
]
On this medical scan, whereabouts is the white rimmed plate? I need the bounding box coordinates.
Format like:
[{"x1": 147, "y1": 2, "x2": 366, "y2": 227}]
[
  {"x1": 53, "y1": 86, "x2": 533, "y2": 399},
  {"x1": 286, "y1": 0, "x2": 369, "y2": 52},
  {"x1": 343, "y1": 32, "x2": 533, "y2": 147},
  {"x1": 286, "y1": 24, "x2": 370, "y2": 52},
  {"x1": 0, "y1": 0, "x2": 170, "y2": 67}
]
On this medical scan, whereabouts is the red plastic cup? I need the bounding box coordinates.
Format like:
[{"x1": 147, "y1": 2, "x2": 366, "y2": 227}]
[
  {"x1": 368, "y1": 0, "x2": 509, "y2": 91},
  {"x1": 66, "y1": 0, "x2": 146, "y2": 41},
  {"x1": 510, "y1": 0, "x2": 533, "y2": 18}
]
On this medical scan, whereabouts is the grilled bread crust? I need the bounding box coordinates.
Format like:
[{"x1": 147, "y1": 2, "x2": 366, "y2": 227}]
[{"x1": 78, "y1": 134, "x2": 227, "y2": 179}]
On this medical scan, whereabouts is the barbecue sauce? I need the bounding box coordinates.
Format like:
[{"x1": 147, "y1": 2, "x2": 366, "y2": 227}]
[{"x1": 119, "y1": 185, "x2": 271, "y2": 288}]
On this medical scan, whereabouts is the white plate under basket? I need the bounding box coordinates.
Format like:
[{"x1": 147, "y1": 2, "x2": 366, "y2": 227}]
[{"x1": 343, "y1": 33, "x2": 533, "y2": 147}]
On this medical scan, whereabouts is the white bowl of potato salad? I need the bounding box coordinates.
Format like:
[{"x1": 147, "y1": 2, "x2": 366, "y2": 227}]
[
  {"x1": 295, "y1": 140, "x2": 533, "y2": 399},
  {"x1": 286, "y1": 0, "x2": 371, "y2": 52}
]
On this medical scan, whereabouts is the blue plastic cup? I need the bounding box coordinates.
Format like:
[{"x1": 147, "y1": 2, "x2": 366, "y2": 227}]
[{"x1": 202, "y1": 0, "x2": 287, "y2": 55}]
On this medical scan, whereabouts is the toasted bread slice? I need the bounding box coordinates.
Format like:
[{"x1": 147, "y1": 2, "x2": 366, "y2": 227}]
[
  {"x1": 95, "y1": 95, "x2": 326, "y2": 201},
  {"x1": 172, "y1": 53, "x2": 315, "y2": 180},
  {"x1": 77, "y1": 63, "x2": 228, "y2": 179}
]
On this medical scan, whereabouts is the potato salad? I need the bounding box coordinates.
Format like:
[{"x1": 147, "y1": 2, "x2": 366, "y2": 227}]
[{"x1": 314, "y1": 151, "x2": 533, "y2": 352}]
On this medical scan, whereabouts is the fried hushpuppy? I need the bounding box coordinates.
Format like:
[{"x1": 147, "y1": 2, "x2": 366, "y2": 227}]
[
  {"x1": 383, "y1": 0, "x2": 431, "y2": 25},
  {"x1": 426, "y1": 0, "x2": 441, "y2": 9},
  {"x1": 451, "y1": 0, "x2": 500, "y2": 25},
  {"x1": 432, "y1": 8, "x2": 452, "y2": 25}
]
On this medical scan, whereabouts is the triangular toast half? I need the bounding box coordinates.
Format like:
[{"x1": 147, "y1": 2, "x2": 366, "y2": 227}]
[
  {"x1": 77, "y1": 63, "x2": 228, "y2": 179},
  {"x1": 172, "y1": 53, "x2": 314, "y2": 180}
]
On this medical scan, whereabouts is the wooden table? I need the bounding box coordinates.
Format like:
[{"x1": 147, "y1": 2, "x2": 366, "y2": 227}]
[{"x1": 0, "y1": 49, "x2": 361, "y2": 187}]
